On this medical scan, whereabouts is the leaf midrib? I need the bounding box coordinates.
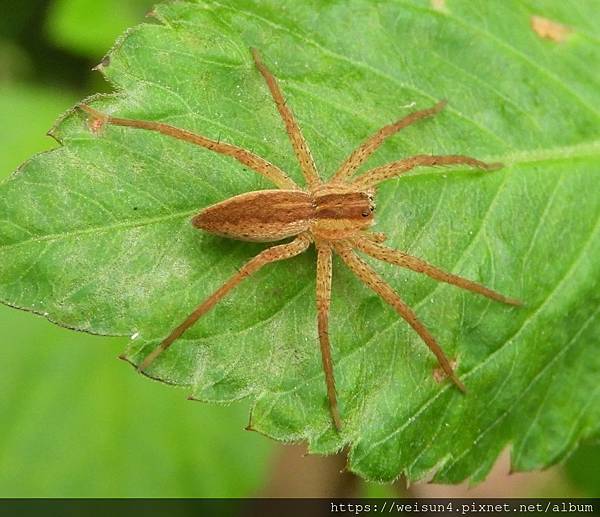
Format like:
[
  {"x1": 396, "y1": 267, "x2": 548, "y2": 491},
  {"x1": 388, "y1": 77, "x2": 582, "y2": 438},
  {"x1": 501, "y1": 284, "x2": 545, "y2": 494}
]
[
  {"x1": 1, "y1": 141, "x2": 597, "y2": 251},
  {"x1": 249, "y1": 159, "x2": 599, "y2": 442}
]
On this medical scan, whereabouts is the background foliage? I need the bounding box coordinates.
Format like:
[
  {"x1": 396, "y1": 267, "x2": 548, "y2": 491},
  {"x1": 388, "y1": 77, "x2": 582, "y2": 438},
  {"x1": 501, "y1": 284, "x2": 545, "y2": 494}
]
[
  {"x1": 0, "y1": 0, "x2": 598, "y2": 495},
  {"x1": 0, "y1": 0, "x2": 272, "y2": 498}
]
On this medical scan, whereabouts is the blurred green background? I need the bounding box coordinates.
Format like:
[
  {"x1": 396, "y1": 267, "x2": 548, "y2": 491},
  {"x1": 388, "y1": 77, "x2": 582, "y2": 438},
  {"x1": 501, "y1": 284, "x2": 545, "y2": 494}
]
[
  {"x1": 0, "y1": 0, "x2": 274, "y2": 498},
  {"x1": 0, "y1": 0, "x2": 598, "y2": 498}
]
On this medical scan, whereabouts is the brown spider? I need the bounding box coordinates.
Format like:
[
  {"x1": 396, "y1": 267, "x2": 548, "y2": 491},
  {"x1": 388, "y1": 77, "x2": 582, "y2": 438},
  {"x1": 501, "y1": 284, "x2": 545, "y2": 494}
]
[{"x1": 79, "y1": 49, "x2": 521, "y2": 430}]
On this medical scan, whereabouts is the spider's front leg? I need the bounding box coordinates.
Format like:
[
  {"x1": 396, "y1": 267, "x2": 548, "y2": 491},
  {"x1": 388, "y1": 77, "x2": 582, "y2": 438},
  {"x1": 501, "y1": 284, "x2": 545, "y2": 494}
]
[
  {"x1": 332, "y1": 100, "x2": 447, "y2": 182},
  {"x1": 360, "y1": 232, "x2": 387, "y2": 244},
  {"x1": 333, "y1": 241, "x2": 466, "y2": 392},
  {"x1": 353, "y1": 234, "x2": 522, "y2": 306},
  {"x1": 352, "y1": 155, "x2": 502, "y2": 190}
]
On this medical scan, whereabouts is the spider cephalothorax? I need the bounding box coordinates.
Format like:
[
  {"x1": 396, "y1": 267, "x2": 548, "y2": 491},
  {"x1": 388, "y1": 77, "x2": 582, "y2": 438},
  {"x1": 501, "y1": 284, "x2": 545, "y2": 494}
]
[{"x1": 79, "y1": 48, "x2": 521, "y2": 430}]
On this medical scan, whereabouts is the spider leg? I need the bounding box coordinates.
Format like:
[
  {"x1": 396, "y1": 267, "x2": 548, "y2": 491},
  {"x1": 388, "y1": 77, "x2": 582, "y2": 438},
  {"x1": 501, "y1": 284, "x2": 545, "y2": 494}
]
[
  {"x1": 315, "y1": 241, "x2": 342, "y2": 430},
  {"x1": 353, "y1": 236, "x2": 522, "y2": 306},
  {"x1": 361, "y1": 232, "x2": 387, "y2": 244},
  {"x1": 138, "y1": 233, "x2": 312, "y2": 372},
  {"x1": 78, "y1": 104, "x2": 298, "y2": 190},
  {"x1": 251, "y1": 49, "x2": 321, "y2": 188},
  {"x1": 333, "y1": 242, "x2": 466, "y2": 392},
  {"x1": 332, "y1": 100, "x2": 447, "y2": 183},
  {"x1": 352, "y1": 154, "x2": 502, "y2": 190}
]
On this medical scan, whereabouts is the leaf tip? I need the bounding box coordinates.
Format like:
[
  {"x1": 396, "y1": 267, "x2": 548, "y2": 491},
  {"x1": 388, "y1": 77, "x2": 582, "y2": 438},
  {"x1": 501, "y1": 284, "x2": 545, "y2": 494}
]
[
  {"x1": 92, "y1": 55, "x2": 111, "y2": 72},
  {"x1": 46, "y1": 127, "x2": 59, "y2": 141}
]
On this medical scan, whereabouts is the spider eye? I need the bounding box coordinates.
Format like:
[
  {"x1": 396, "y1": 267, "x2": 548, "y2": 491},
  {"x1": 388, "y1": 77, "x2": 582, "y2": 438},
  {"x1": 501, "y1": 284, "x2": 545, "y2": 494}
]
[{"x1": 362, "y1": 211, "x2": 370, "y2": 217}]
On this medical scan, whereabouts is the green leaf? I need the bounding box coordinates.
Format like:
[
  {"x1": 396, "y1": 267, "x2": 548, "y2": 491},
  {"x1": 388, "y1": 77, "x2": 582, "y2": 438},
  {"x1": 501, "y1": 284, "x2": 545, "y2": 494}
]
[
  {"x1": 1, "y1": 0, "x2": 599, "y2": 483},
  {"x1": 0, "y1": 84, "x2": 272, "y2": 497}
]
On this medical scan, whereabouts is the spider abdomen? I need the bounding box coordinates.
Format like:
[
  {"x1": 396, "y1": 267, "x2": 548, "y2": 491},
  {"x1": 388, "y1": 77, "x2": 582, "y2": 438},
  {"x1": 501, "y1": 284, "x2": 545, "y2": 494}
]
[{"x1": 192, "y1": 189, "x2": 313, "y2": 242}]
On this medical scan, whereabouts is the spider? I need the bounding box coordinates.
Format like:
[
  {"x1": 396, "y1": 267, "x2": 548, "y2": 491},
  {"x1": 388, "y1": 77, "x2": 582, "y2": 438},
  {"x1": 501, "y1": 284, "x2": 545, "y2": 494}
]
[{"x1": 79, "y1": 49, "x2": 521, "y2": 430}]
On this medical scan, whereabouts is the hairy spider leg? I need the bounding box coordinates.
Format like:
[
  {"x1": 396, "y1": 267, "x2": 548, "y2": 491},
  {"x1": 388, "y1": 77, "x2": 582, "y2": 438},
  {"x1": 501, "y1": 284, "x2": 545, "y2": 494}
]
[
  {"x1": 332, "y1": 100, "x2": 447, "y2": 183},
  {"x1": 333, "y1": 242, "x2": 466, "y2": 392},
  {"x1": 315, "y1": 241, "x2": 342, "y2": 430},
  {"x1": 353, "y1": 236, "x2": 522, "y2": 306},
  {"x1": 361, "y1": 232, "x2": 387, "y2": 244},
  {"x1": 137, "y1": 233, "x2": 312, "y2": 372},
  {"x1": 353, "y1": 154, "x2": 502, "y2": 190},
  {"x1": 77, "y1": 104, "x2": 298, "y2": 190},
  {"x1": 251, "y1": 48, "x2": 321, "y2": 189}
]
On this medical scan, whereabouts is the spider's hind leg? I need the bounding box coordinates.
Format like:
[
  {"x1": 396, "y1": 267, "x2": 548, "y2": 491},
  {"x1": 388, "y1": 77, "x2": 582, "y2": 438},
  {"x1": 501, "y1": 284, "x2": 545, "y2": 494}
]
[
  {"x1": 77, "y1": 104, "x2": 298, "y2": 190},
  {"x1": 137, "y1": 233, "x2": 312, "y2": 372}
]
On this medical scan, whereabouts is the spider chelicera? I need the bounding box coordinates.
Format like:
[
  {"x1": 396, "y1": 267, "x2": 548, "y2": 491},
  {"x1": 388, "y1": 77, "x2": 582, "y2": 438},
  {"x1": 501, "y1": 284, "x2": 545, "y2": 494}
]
[{"x1": 79, "y1": 49, "x2": 521, "y2": 430}]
